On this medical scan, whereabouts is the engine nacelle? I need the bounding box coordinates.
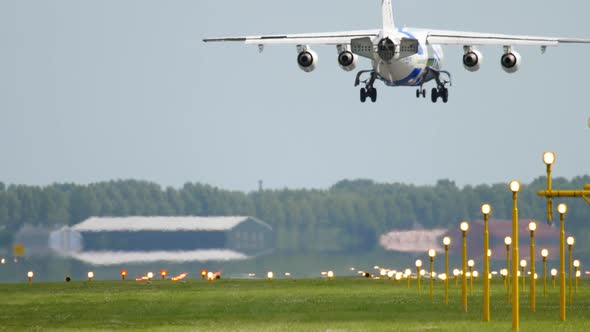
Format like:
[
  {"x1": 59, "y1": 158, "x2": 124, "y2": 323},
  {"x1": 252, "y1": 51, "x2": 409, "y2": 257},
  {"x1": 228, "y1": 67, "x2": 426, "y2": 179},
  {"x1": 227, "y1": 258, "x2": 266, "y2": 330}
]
[
  {"x1": 463, "y1": 49, "x2": 483, "y2": 72},
  {"x1": 501, "y1": 51, "x2": 521, "y2": 74},
  {"x1": 297, "y1": 50, "x2": 318, "y2": 73},
  {"x1": 338, "y1": 50, "x2": 358, "y2": 71}
]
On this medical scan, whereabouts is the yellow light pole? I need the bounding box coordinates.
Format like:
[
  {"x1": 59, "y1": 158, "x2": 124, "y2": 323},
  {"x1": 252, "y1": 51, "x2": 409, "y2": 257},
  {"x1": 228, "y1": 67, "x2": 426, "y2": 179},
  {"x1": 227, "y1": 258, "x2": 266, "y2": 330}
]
[
  {"x1": 460, "y1": 221, "x2": 469, "y2": 313},
  {"x1": 405, "y1": 268, "x2": 412, "y2": 288},
  {"x1": 416, "y1": 259, "x2": 423, "y2": 294},
  {"x1": 482, "y1": 203, "x2": 492, "y2": 322},
  {"x1": 541, "y1": 249, "x2": 549, "y2": 299},
  {"x1": 501, "y1": 269, "x2": 507, "y2": 289},
  {"x1": 468, "y1": 259, "x2": 475, "y2": 296},
  {"x1": 551, "y1": 269, "x2": 557, "y2": 289},
  {"x1": 573, "y1": 260, "x2": 580, "y2": 293},
  {"x1": 520, "y1": 260, "x2": 527, "y2": 291},
  {"x1": 27, "y1": 271, "x2": 34, "y2": 284},
  {"x1": 443, "y1": 236, "x2": 451, "y2": 305},
  {"x1": 528, "y1": 221, "x2": 537, "y2": 312},
  {"x1": 567, "y1": 236, "x2": 575, "y2": 305},
  {"x1": 428, "y1": 249, "x2": 436, "y2": 300},
  {"x1": 453, "y1": 269, "x2": 460, "y2": 287},
  {"x1": 510, "y1": 180, "x2": 521, "y2": 331},
  {"x1": 505, "y1": 236, "x2": 512, "y2": 303},
  {"x1": 538, "y1": 151, "x2": 590, "y2": 222},
  {"x1": 557, "y1": 203, "x2": 567, "y2": 320},
  {"x1": 87, "y1": 271, "x2": 94, "y2": 283}
]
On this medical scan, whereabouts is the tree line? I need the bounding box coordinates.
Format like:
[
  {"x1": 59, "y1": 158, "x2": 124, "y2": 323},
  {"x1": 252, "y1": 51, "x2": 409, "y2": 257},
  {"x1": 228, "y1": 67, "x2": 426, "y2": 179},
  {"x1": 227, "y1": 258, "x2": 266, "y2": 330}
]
[{"x1": 0, "y1": 177, "x2": 588, "y2": 252}]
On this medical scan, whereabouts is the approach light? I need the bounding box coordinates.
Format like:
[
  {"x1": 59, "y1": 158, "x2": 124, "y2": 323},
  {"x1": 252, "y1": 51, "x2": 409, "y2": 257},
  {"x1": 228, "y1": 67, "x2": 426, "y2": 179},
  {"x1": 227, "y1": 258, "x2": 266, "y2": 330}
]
[
  {"x1": 541, "y1": 249, "x2": 549, "y2": 258},
  {"x1": 0, "y1": 258, "x2": 5, "y2": 264},
  {"x1": 147, "y1": 272, "x2": 154, "y2": 280},
  {"x1": 510, "y1": 180, "x2": 521, "y2": 193},
  {"x1": 87, "y1": 271, "x2": 94, "y2": 282},
  {"x1": 443, "y1": 236, "x2": 451, "y2": 246},
  {"x1": 201, "y1": 269, "x2": 208, "y2": 279},
  {"x1": 567, "y1": 237, "x2": 575, "y2": 246},
  {"x1": 481, "y1": 204, "x2": 492, "y2": 215},
  {"x1": 327, "y1": 270, "x2": 334, "y2": 280},
  {"x1": 468, "y1": 260, "x2": 475, "y2": 268},
  {"x1": 267, "y1": 271, "x2": 274, "y2": 280},
  {"x1": 574, "y1": 260, "x2": 580, "y2": 268},
  {"x1": 551, "y1": 269, "x2": 558, "y2": 277},
  {"x1": 557, "y1": 203, "x2": 568, "y2": 214},
  {"x1": 460, "y1": 222, "x2": 469, "y2": 232},
  {"x1": 520, "y1": 260, "x2": 527, "y2": 268},
  {"x1": 505, "y1": 236, "x2": 512, "y2": 246},
  {"x1": 453, "y1": 269, "x2": 460, "y2": 277},
  {"x1": 121, "y1": 269, "x2": 128, "y2": 280},
  {"x1": 415, "y1": 260, "x2": 423, "y2": 268},
  {"x1": 529, "y1": 221, "x2": 537, "y2": 231},
  {"x1": 543, "y1": 151, "x2": 556, "y2": 165},
  {"x1": 429, "y1": 249, "x2": 436, "y2": 258}
]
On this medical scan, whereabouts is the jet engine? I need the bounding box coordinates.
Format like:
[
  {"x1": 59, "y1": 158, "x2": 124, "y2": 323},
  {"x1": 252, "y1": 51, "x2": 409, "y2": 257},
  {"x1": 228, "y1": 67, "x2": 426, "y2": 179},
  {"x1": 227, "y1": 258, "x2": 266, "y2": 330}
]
[
  {"x1": 297, "y1": 50, "x2": 318, "y2": 72},
  {"x1": 501, "y1": 51, "x2": 521, "y2": 74},
  {"x1": 338, "y1": 50, "x2": 358, "y2": 71},
  {"x1": 463, "y1": 49, "x2": 483, "y2": 72}
]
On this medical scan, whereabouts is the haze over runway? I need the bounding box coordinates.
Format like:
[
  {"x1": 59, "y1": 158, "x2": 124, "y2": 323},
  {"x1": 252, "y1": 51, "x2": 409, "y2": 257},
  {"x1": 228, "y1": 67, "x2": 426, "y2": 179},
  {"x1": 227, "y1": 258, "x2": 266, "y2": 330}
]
[{"x1": 0, "y1": 0, "x2": 589, "y2": 191}]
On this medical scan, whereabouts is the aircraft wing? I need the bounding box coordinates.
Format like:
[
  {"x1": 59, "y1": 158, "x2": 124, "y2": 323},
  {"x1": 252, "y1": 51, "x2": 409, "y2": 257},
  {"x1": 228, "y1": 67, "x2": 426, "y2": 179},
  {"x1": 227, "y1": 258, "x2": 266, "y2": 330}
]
[
  {"x1": 203, "y1": 30, "x2": 380, "y2": 45},
  {"x1": 426, "y1": 29, "x2": 590, "y2": 47}
]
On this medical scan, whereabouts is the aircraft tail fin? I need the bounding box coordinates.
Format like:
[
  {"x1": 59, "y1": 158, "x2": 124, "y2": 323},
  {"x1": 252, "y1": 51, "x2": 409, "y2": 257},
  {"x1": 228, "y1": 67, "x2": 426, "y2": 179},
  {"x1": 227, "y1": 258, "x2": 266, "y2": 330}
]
[{"x1": 382, "y1": 0, "x2": 395, "y2": 31}]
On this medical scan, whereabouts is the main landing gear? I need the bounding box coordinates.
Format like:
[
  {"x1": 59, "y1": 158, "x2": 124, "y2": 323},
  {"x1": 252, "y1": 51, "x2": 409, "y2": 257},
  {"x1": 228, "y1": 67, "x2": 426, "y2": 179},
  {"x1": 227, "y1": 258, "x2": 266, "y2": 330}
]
[
  {"x1": 416, "y1": 68, "x2": 451, "y2": 103},
  {"x1": 355, "y1": 70, "x2": 378, "y2": 103},
  {"x1": 429, "y1": 69, "x2": 451, "y2": 103}
]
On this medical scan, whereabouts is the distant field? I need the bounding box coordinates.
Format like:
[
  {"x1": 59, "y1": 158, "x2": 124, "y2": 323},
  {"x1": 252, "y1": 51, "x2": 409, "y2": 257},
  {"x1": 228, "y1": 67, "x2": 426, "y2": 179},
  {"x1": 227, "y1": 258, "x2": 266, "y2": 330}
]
[{"x1": 0, "y1": 277, "x2": 588, "y2": 331}]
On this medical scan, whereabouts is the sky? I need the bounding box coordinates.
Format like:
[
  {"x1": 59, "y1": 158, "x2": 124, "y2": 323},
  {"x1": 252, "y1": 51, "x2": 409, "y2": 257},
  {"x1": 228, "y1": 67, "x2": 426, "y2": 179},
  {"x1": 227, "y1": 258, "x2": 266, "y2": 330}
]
[{"x1": 0, "y1": 0, "x2": 589, "y2": 192}]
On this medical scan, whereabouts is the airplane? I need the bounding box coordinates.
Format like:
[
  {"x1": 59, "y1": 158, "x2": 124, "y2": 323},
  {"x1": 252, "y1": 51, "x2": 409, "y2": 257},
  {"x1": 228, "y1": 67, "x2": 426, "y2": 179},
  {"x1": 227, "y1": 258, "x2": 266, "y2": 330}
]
[{"x1": 203, "y1": 0, "x2": 590, "y2": 103}]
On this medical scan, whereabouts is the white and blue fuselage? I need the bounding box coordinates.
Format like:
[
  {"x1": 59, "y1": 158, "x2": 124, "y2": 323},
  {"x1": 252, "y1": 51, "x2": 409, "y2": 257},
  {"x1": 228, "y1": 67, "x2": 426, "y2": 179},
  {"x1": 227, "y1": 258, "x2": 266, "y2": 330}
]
[{"x1": 372, "y1": 28, "x2": 443, "y2": 87}]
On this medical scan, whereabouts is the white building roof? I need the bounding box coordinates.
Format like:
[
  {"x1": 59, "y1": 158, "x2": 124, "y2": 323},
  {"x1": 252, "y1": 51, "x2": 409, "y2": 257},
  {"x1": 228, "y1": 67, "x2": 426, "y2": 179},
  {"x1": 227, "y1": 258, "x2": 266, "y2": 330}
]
[
  {"x1": 69, "y1": 249, "x2": 250, "y2": 265},
  {"x1": 72, "y1": 216, "x2": 250, "y2": 232}
]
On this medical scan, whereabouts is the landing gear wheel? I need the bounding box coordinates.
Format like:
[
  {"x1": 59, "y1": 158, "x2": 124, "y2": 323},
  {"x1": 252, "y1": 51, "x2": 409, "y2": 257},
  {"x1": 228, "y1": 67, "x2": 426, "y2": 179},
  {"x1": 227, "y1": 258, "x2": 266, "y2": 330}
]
[
  {"x1": 441, "y1": 88, "x2": 449, "y2": 103},
  {"x1": 360, "y1": 88, "x2": 367, "y2": 103},
  {"x1": 421, "y1": 89, "x2": 426, "y2": 98},
  {"x1": 369, "y1": 88, "x2": 377, "y2": 102},
  {"x1": 416, "y1": 89, "x2": 420, "y2": 98},
  {"x1": 431, "y1": 88, "x2": 438, "y2": 103}
]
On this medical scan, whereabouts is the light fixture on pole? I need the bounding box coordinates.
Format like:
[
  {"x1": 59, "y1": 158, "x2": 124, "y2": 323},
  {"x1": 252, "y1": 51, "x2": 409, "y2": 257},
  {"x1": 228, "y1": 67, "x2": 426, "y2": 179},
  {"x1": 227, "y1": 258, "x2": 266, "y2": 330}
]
[
  {"x1": 87, "y1": 271, "x2": 94, "y2": 283},
  {"x1": 505, "y1": 236, "x2": 512, "y2": 303},
  {"x1": 468, "y1": 259, "x2": 475, "y2": 296},
  {"x1": 405, "y1": 268, "x2": 412, "y2": 288},
  {"x1": 428, "y1": 249, "x2": 436, "y2": 299},
  {"x1": 453, "y1": 268, "x2": 460, "y2": 287},
  {"x1": 520, "y1": 260, "x2": 527, "y2": 291},
  {"x1": 415, "y1": 259, "x2": 423, "y2": 294},
  {"x1": 557, "y1": 203, "x2": 567, "y2": 320},
  {"x1": 538, "y1": 151, "x2": 590, "y2": 223},
  {"x1": 27, "y1": 271, "x2": 34, "y2": 284},
  {"x1": 510, "y1": 180, "x2": 521, "y2": 331},
  {"x1": 481, "y1": 203, "x2": 492, "y2": 322},
  {"x1": 551, "y1": 268, "x2": 558, "y2": 289},
  {"x1": 541, "y1": 249, "x2": 549, "y2": 298},
  {"x1": 567, "y1": 236, "x2": 575, "y2": 305},
  {"x1": 573, "y1": 260, "x2": 580, "y2": 292},
  {"x1": 443, "y1": 236, "x2": 451, "y2": 305},
  {"x1": 460, "y1": 221, "x2": 469, "y2": 313},
  {"x1": 529, "y1": 221, "x2": 537, "y2": 312}
]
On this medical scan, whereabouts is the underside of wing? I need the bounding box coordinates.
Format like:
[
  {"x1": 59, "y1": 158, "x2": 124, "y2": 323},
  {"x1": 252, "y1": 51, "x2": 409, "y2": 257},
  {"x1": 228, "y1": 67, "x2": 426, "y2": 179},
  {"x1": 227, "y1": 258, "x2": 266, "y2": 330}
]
[
  {"x1": 425, "y1": 29, "x2": 590, "y2": 46},
  {"x1": 203, "y1": 30, "x2": 380, "y2": 45}
]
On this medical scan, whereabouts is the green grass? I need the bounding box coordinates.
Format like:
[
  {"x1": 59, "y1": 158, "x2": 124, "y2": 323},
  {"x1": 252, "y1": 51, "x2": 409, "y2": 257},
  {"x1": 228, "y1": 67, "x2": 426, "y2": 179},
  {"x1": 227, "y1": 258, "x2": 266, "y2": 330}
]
[{"x1": 0, "y1": 277, "x2": 588, "y2": 331}]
